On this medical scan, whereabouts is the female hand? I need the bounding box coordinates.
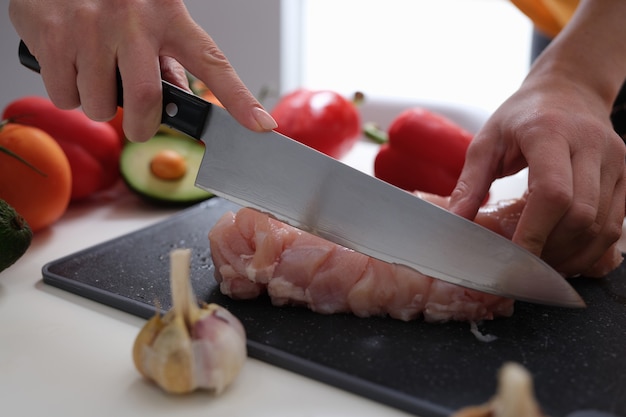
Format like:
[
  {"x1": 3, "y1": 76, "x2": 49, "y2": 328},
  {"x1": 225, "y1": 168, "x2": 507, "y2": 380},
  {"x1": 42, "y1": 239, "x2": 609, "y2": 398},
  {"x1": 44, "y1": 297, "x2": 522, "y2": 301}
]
[
  {"x1": 9, "y1": 0, "x2": 277, "y2": 142},
  {"x1": 450, "y1": 0, "x2": 626, "y2": 276},
  {"x1": 449, "y1": 75, "x2": 625, "y2": 276}
]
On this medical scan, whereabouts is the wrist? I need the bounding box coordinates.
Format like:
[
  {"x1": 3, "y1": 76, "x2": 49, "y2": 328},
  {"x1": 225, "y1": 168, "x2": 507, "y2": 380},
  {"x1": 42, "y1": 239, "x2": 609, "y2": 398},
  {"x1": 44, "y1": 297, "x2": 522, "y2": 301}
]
[{"x1": 527, "y1": 0, "x2": 626, "y2": 110}]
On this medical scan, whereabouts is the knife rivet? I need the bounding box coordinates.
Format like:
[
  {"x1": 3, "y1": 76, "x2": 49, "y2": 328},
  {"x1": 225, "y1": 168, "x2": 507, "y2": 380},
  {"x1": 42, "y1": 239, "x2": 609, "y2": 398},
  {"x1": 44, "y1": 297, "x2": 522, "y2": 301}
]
[{"x1": 165, "y1": 102, "x2": 179, "y2": 118}]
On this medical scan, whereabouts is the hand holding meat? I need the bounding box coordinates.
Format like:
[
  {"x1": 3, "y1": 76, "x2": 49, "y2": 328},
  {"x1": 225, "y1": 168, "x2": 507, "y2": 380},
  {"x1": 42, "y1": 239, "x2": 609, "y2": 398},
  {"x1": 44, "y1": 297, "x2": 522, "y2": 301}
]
[
  {"x1": 8, "y1": 0, "x2": 277, "y2": 142},
  {"x1": 450, "y1": 76, "x2": 626, "y2": 277},
  {"x1": 449, "y1": 0, "x2": 626, "y2": 277}
]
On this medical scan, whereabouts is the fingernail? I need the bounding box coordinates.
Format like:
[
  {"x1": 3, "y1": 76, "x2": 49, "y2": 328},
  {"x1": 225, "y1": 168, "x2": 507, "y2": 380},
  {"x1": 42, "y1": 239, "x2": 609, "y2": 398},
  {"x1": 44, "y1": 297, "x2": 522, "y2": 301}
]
[{"x1": 252, "y1": 107, "x2": 278, "y2": 130}]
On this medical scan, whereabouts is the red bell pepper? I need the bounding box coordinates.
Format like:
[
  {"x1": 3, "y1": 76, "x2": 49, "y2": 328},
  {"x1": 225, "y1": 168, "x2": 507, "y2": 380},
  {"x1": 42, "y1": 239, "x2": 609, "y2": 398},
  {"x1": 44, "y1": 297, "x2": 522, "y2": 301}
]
[
  {"x1": 270, "y1": 89, "x2": 361, "y2": 159},
  {"x1": 3, "y1": 96, "x2": 122, "y2": 201},
  {"x1": 368, "y1": 107, "x2": 473, "y2": 197}
]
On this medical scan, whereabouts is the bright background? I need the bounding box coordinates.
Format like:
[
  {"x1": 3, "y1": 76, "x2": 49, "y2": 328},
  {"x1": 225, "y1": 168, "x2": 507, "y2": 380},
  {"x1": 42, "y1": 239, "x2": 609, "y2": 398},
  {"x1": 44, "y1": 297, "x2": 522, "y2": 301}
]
[{"x1": 298, "y1": 0, "x2": 533, "y2": 114}]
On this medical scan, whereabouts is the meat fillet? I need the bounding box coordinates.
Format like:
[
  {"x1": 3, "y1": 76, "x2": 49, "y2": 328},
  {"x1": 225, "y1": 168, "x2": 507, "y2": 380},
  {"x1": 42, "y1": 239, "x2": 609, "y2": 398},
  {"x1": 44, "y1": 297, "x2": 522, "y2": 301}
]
[{"x1": 208, "y1": 194, "x2": 622, "y2": 323}]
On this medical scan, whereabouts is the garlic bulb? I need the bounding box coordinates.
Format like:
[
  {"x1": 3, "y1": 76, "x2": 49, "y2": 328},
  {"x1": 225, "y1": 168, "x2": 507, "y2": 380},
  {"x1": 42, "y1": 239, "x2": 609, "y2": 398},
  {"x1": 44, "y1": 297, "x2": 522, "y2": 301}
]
[{"x1": 133, "y1": 248, "x2": 247, "y2": 394}]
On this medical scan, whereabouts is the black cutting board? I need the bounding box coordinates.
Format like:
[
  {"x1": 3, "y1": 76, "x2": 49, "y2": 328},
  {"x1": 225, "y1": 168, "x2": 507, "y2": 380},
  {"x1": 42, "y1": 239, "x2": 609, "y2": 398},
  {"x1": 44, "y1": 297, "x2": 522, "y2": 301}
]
[{"x1": 42, "y1": 198, "x2": 626, "y2": 417}]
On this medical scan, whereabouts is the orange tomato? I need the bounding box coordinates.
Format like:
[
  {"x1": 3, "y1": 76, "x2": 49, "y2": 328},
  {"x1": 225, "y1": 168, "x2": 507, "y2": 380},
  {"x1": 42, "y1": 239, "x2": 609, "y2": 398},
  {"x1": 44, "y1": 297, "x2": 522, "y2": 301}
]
[
  {"x1": 0, "y1": 124, "x2": 72, "y2": 232},
  {"x1": 3, "y1": 96, "x2": 122, "y2": 201},
  {"x1": 190, "y1": 79, "x2": 224, "y2": 107}
]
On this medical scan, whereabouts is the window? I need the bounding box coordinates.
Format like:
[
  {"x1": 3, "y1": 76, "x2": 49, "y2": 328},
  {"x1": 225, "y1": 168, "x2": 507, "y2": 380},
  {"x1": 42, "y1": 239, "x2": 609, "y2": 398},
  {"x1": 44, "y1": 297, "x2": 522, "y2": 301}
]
[{"x1": 298, "y1": 0, "x2": 533, "y2": 113}]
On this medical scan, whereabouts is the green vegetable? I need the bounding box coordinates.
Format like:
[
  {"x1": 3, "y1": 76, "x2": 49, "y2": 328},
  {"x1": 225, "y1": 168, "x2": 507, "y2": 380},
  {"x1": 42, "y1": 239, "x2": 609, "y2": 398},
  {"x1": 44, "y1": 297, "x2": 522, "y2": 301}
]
[{"x1": 0, "y1": 199, "x2": 32, "y2": 273}]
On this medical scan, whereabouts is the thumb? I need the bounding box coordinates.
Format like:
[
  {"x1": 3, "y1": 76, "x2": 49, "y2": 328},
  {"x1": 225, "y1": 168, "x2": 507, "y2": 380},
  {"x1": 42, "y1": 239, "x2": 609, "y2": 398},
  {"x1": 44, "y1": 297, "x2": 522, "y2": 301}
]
[
  {"x1": 448, "y1": 179, "x2": 489, "y2": 221},
  {"x1": 448, "y1": 140, "x2": 498, "y2": 220}
]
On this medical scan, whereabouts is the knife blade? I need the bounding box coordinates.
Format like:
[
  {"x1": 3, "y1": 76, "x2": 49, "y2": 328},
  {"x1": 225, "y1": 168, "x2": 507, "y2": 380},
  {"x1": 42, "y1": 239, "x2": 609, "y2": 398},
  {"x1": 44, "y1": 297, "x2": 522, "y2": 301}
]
[{"x1": 18, "y1": 41, "x2": 584, "y2": 308}]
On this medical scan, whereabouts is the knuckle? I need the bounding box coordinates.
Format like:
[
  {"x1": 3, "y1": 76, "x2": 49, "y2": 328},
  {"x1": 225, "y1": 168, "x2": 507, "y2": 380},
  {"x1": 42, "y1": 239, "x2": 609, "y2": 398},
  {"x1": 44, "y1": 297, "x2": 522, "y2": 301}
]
[
  {"x1": 450, "y1": 180, "x2": 470, "y2": 200},
  {"x1": 129, "y1": 81, "x2": 162, "y2": 106},
  {"x1": 536, "y1": 185, "x2": 573, "y2": 213},
  {"x1": 516, "y1": 109, "x2": 563, "y2": 137},
  {"x1": 48, "y1": 92, "x2": 80, "y2": 110},
  {"x1": 565, "y1": 201, "x2": 598, "y2": 232},
  {"x1": 199, "y1": 41, "x2": 231, "y2": 68},
  {"x1": 82, "y1": 105, "x2": 117, "y2": 122},
  {"x1": 73, "y1": 2, "x2": 101, "y2": 25},
  {"x1": 515, "y1": 231, "x2": 546, "y2": 257},
  {"x1": 603, "y1": 221, "x2": 623, "y2": 245},
  {"x1": 230, "y1": 85, "x2": 256, "y2": 103}
]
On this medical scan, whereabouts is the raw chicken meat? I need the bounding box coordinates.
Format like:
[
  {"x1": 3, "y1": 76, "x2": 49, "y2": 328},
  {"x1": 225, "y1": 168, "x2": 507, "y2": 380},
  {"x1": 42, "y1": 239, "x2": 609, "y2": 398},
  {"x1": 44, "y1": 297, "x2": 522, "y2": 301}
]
[
  {"x1": 473, "y1": 195, "x2": 623, "y2": 278},
  {"x1": 208, "y1": 193, "x2": 622, "y2": 323}
]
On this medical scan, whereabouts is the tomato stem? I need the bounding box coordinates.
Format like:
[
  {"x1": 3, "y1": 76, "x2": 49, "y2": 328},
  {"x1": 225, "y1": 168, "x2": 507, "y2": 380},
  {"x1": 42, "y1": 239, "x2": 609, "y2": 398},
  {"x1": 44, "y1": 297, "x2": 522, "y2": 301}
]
[
  {"x1": 0, "y1": 120, "x2": 48, "y2": 177},
  {"x1": 362, "y1": 122, "x2": 388, "y2": 145},
  {"x1": 352, "y1": 92, "x2": 365, "y2": 107},
  {"x1": 0, "y1": 146, "x2": 48, "y2": 177},
  {"x1": 257, "y1": 85, "x2": 277, "y2": 106}
]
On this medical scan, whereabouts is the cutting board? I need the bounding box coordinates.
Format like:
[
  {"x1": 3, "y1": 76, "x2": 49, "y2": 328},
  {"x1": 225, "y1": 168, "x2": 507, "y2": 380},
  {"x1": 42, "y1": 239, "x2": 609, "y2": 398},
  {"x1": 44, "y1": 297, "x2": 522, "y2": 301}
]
[{"x1": 42, "y1": 198, "x2": 626, "y2": 417}]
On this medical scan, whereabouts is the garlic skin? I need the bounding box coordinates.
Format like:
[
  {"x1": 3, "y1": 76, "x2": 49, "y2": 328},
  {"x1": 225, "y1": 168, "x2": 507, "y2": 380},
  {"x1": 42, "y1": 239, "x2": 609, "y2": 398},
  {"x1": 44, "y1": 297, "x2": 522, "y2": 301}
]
[{"x1": 133, "y1": 249, "x2": 247, "y2": 394}]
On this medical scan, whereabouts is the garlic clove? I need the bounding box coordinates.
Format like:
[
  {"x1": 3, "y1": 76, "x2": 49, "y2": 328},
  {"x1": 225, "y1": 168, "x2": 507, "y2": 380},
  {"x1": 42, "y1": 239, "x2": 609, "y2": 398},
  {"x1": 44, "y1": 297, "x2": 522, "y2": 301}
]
[
  {"x1": 491, "y1": 362, "x2": 543, "y2": 417},
  {"x1": 191, "y1": 304, "x2": 247, "y2": 393},
  {"x1": 132, "y1": 313, "x2": 165, "y2": 380},
  {"x1": 451, "y1": 362, "x2": 545, "y2": 417},
  {"x1": 145, "y1": 312, "x2": 195, "y2": 394}
]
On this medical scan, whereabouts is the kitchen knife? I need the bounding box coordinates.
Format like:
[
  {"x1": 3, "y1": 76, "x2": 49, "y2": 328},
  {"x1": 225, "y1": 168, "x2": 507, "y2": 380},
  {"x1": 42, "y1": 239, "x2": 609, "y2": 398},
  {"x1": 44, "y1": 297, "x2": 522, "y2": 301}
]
[{"x1": 18, "y1": 41, "x2": 584, "y2": 308}]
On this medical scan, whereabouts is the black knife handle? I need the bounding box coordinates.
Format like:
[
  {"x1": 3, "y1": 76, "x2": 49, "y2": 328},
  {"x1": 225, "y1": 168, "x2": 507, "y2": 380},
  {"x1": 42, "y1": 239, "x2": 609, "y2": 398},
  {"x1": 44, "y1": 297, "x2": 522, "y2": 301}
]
[{"x1": 18, "y1": 40, "x2": 211, "y2": 139}]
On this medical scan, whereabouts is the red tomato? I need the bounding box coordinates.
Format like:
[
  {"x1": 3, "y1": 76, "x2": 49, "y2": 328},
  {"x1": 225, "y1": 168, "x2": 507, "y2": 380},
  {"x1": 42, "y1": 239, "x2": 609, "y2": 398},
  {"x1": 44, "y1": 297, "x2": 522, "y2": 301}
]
[
  {"x1": 3, "y1": 97, "x2": 122, "y2": 200},
  {"x1": 270, "y1": 89, "x2": 361, "y2": 159}
]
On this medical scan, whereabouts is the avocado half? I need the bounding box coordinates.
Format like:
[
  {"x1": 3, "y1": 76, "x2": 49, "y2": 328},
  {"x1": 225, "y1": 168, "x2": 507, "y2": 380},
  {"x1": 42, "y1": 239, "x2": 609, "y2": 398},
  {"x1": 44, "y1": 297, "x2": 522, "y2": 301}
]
[{"x1": 120, "y1": 134, "x2": 213, "y2": 205}]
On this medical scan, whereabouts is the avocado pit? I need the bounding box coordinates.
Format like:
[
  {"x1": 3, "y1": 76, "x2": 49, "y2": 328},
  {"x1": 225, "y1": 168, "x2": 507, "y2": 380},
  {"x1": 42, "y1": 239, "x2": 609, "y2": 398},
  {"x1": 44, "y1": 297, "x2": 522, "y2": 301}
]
[{"x1": 150, "y1": 149, "x2": 187, "y2": 181}]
